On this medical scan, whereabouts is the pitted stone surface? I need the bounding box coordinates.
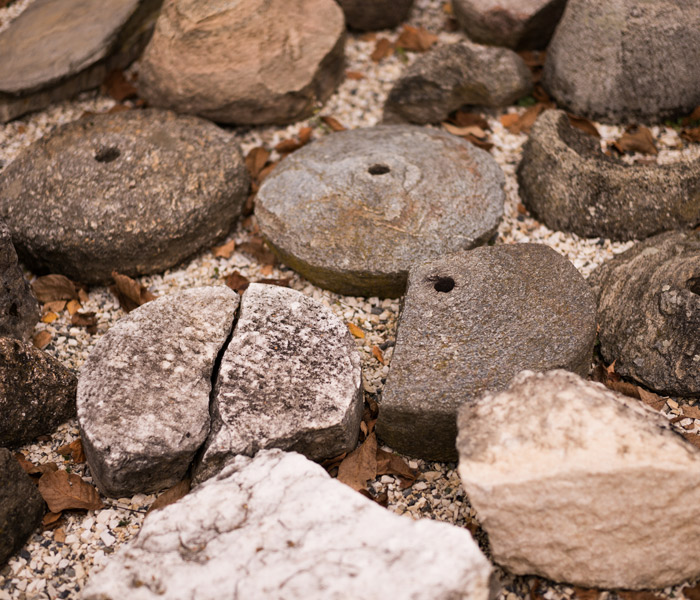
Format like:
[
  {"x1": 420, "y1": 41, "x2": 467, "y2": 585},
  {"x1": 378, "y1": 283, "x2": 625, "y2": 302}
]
[
  {"x1": 543, "y1": 0, "x2": 700, "y2": 123},
  {"x1": 589, "y1": 231, "x2": 700, "y2": 397},
  {"x1": 517, "y1": 109, "x2": 700, "y2": 241},
  {"x1": 0, "y1": 109, "x2": 248, "y2": 284},
  {"x1": 376, "y1": 244, "x2": 596, "y2": 461},
  {"x1": 337, "y1": 0, "x2": 414, "y2": 30},
  {"x1": 457, "y1": 369, "x2": 700, "y2": 589},
  {"x1": 194, "y1": 283, "x2": 363, "y2": 484},
  {"x1": 83, "y1": 450, "x2": 496, "y2": 600},
  {"x1": 77, "y1": 287, "x2": 239, "y2": 498},
  {"x1": 256, "y1": 125, "x2": 505, "y2": 297},
  {"x1": 384, "y1": 41, "x2": 532, "y2": 124},
  {"x1": 138, "y1": 0, "x2": 345, "y2": 125}
]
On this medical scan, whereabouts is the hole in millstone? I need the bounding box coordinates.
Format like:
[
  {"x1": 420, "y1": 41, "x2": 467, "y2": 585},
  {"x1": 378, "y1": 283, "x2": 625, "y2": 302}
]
[
  {"x1": 432, "y1": 276, "x2": 455, "y2": 293},
  {"x1": 368, "y1": 163, "x2": 390, "y2": 175},
  {"x1": 94, "y1": 146, "x2": 121, "y2": 163},
  {"x1": 687, "y1": 276, "x2": 700, "y2": 295}
]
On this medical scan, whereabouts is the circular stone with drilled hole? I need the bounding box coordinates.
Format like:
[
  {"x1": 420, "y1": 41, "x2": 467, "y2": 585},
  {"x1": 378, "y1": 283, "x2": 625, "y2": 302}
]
[
  {"x1": 255, "y1": 125, "x2": 505, "y2": 297},
  {"x1": 0, "y1": 109, "x2": 249, "y2": 284}
]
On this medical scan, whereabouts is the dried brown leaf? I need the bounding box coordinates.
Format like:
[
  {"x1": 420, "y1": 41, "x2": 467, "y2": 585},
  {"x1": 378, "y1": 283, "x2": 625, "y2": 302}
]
[
  {"x1": 372, "y1": 345, "x2": 385, "y2": 364},
  {"x1": 681, "y1": 126, "x2": 700, "y2": 143},
  {"x1": 516, "y1": 103, "x2": 548, "y2": 134},
  {"x1": 613, "y1": 126, "x2": 658, "y2": 155},
  {"x1": 618, "y1": 591, "x2": 658, "y2": 600},
  {"x1": 567, "y1": 114, "x2": 600, "y2": 138},
  {"x1": 53, "y1": 527, "x2": 66, "y2": 543},
  {"x1": 32, "y1": 331, "x2": 52, "y2": 350},
  {"x1": 237, "y1": 237, "x2": 278, "y2": 266},
  {"x1": 500, "y1": 113, "x2": 520, "y2": 130},
  {"x1": 682, "y1": 404, "x2": 700, "y2": 420},
  {"x1": 517, "y1": 50, "x2": 547, "y2": 70},
  {"x1": 571, "y1": 587, "x2": 600, "y2": 600},
  {"x1": 102, "y1": 70, "x2": 138, "y2": 102},
  {"x1": 56, "y1": 439, "x2": 86, "y2": 464},
  {"x1": 224, "y1": 270, "x2": 250, "y2": 294},
  {"x1": 298, "y1": 127, "x2": 313, "y2": 145},
  {"x1": 371, "y1": 37, "x2": 394, "y2": 62},
  {"x1": 211, "y1": 239, "x2": 236, "y2": 259},
  {"x1": 147, "y1": 478, "x2": 191, "y2": 514},
  {"x1": 32, "y1": 274, "x2": 78, "y2": 303},
  {"x1": 245, "y1": 147, "x2": 270, "y2": 180},
  {"x1": 396, "y1": 25, "x2": 438, "y2": 52},
  {"x1": 452, "y1": 110, "x2": 489, "y2": 130},
  {"x1": 684, "y1": 583, "x2": 700, "y2": 600},
  {"x1": 683, "y1": 433, "x2": 700, "y2": 450},
  {"x1": 41, "y1": 312, "x2": 58, "y2": 324},
  {"x1": 38, "y1": 470, "x2": 103, "y2": 512},
  {"x1": 42, "y1": 511, "x2": 63, "y2": 530},
  {"x1": 441, "y1": 122, "x2": 487, "y2": 139},
  {"x1": 71, "y1": 311, "x2": 97, "y2": 333},
  {"x1": 320, "y1": 115, "x2": 346, "y2": 132},
  {"x1": 43, "y1": 300, "x2": 67, "y2": 313},
  {"x1": 463, "y1": 134, "x2": 494, "y2": 151},
  {"x1": 337, "y1": 432, "x2": 377, "y2": 491},
  {"x1": 14, "y1": 453, "x2": 58, "y2": 476},
  {"x1": 258, "y1": 161, "x2": 278, "y2": 183},
  {"x1": 110, "y1": 271, "x2": 157, "y2": 313},
  {"x1": 66, "y1": 299, "x2": 81, "y2": 316},
  {"x1": 275, "y1": 138, "x2": 303, "y2": 154},
  {"x1": 346, "y1": 70, "x2": 365, "y2": 80},
  {"x1": 347, "y1": 322, "x2": 365, "y2": 339},
  {"x1": 637, "y1": 387, "x2": 667, "y2": 411},
  {"x1": 375, "y1": 448, "x2": 416, "y2": 481}
]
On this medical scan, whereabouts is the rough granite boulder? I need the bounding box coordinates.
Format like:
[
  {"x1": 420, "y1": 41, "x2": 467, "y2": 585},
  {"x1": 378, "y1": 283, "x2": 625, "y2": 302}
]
[
  {"x1": 0, "y1": 337, "x2": 77, "y2": 448},
  {"x1": 589, "y1": 230, "x2": 700, "y2": 397},
  {"x1": 376, "y1": 244, "x2": 596, "y2": 461},
  {"x1": 384, "y1": 41, "x2": 532, "y2": 124},
  {"x1": 138, "y1": 0, "x2": 346, "y2": 125},
  {"x1": 457, "y1": 369, "x2": 700, "y2": 589},
  {"x1": 543, "y1": 0, "x2": 700, "y2": 123},
  {"x1": 517, "y1": 109, "x2": 700, "y2": 241},
  {"x1": 83, "y1": 450, "x2": 496, "y2": 600},
  {"x1": 336, "y1": 0, "x2": 414, "y2": 30},
  {"x1": 256, "y1": 125, "x2": 505, "y2": 297},
  {"x1": 194, "y1": 283, "x2": 363, "y2": 484},
  {"x1": 77, "y1": 287, "x2": 239, "y2": 498},
  {"x1": 0, "y1": 109, "x2": 249, "y2": 284}
]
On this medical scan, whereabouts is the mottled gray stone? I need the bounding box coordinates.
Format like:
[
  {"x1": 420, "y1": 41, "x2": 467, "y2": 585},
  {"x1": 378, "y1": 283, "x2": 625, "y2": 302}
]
[
  {"x1": 517, "y1": 109, "x2": 700, "y2": 241},
  {"x1": 543, "y1": 0, "x2": 700, "y2": 123},
  {"x1": 84, "y1": 450, "x2": 496, "y2": 600},
  {"x1": 256, "y1": 125, "x2": 505, "y2": 297},
  {"x1": 376, "y1": 244, "x2": 596, "y2": 461},
  {"x1": 336, "y1": 0, "x2": 414, "y2": 30},
  {"x1": 0, "y1": 220, "x2": 39, "y2": 341},
  {"x1": 588, "y1": 231, "x2": 700, "y2": 397},
  {"x1": 77, "y1": 287, "x2": 239, "y2": 498},
  {"x1": 138, "y1": 0, "x2": 345, "y2": 125},
  {"x1": 0, "y1": 337, "x2": 77, "y2": 448},
  {"x1": 384, "y1": 41, "x2": 532, "y2": 124},
  {"x1": 457, "y1": 369, "x2": 700, "y2": 589},
  {"x1": 194, "y1": 284, "x2": 362, "y2": 484},
  {"x1": 0, "y1": 109, "x2": 248, "y2": 284},
  {"x1": 0, "y1": 448, "x2": 44, "y2": 567}
]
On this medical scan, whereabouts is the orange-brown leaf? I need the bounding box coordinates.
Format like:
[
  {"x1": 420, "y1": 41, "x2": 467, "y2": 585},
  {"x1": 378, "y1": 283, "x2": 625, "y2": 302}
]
[
  {"x1": 245, "y1": 147, "x2": 270, "y2": 180},
  {"x1": 43, "y1": 300, "x2": 67, "y2": 313},
  {"x1": 452, "y1": 110, "x2": 489, "y2": 130},
  {"x1": 684, "y1": 433, "x2": 700, "y2": 450},
  {"x1": 56, "y1": 439, "x2": 86, "y2": 464},
  {"x1": 567, "y1": 114, "x2": 600, "y2": 138},
  {"x1": 110, "y1": 271, "x2": 157, "y2": 313},
  {"x1": 32, "y1": 274, "x2": 78, "y2": 303},
  {"x1": 320, "y1": 115, "x2": 346, "y2": 132},
  {"x1": 42, "y1": 511, "x2": 63, "y2": 530},
  {"x1": 38, "y1": 470, "x2": 103, "y2": 512},
  {"x1": 224, "y1": 270, "x2": 250, "y2": 294},
  {"x1": 32, "y1": 331, "x2": 52, "y2": 350},
  {"x1": 372, "y1": 345, "x2": 385, "y2": 364},
  {"x1": 147, "y1": 478, "x2": 191, "y2": 515},
  {"x1": 370, "y1": 38, "x2": 394, "y2": 62},
  {"x1": 14, "y1": 453, "x2": 58, "y2": 476},
  {"x1": 346, "y1": 70, "x2": 365, "y2": 80},
  {"x1": 298, "y1": 127, "x2": 313, "y2": 145},
  {"x1": 613, "y1": 126, "x2": 658, "y2": 155},
  {"x1": 102, "y1": 70, "x2": 138, "y2": 102},
  {"x1": 337, "y1": 432, "x2": 377, "y2": 491},
  {"x1": 637, "y1": 387, "x2": 667, "y2": 411},
  {"x1": 66, "y1": 299, "x2": 81, "y2": 316},
  {"x1": 275, "y1": 138, "x2": 303, "y2": 154},
  {"x1": 71, "y1": 311, "x2": 97, "y2": 333},
  {"x1": 347, "y1": 322, "x2": 365, "y2": 339},
  {"x1": 211, "y1": 239, "x2": 236, "y2": 259},
  {"x1": 396, "y1": 25, "x2": 438, "y2": 52}
]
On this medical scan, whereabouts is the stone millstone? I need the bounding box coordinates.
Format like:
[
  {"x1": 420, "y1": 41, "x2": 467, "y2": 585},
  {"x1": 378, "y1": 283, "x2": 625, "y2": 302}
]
[
  {"x1": 336, "y1": 0, "x2": 414, "y2": 31},
  {"x1": 83, "y1": 450, "x2": 496, "y2": 600},
  {"x1": 137, "y1": 0, "x2": 346, "y2": 125},
  {"x1": 77, "y1": 287, "x2": 239, "y2": 498},
  {"x1": 589, "y1": 231, "x2": 700, "y2": 397},
  {"x1": 517, "y1": 109, "x2": 700, "y2": 241},
  {"x1": 256, "y1": 125, "x2": 505, "y2": 297},
  {"x1": 194, "y1": 283, "x2": 363, "y2": 484},
  {"x1": 457, "y1": 369, "x2": 700, "y2": 589},
  {"x1": 376, "y1": 244, "x2": 596, "y2": 461},
  {"x1": 0, "y1": 109, "x2": 249, "y2": 284}
]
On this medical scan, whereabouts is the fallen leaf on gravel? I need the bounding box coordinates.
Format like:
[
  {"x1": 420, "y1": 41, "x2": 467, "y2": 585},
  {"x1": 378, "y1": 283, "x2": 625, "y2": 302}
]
[
  {"x1": 32, "y1": 274, "x2": 78, "y2": 303},
  {"x1": 71, "y1": 311, "x2": 97, "y2": 333},
  {"x1": 32, "y1": 331, "x2": 52, "y2": 350},
  {"x1": 376, "y1": 448, "x2": 416, "y2": 482},
  {"x1": 567, "y1": 114, "x2": 600, "y2": 138},
  {"x1": 337, "y1": 432, "x2": 377, "y2": 491},
  {"x1": 592, "y1": 363, "x2": 642, "y2": 399},
  {"x1": 224, "y1": 270, "x2": 250, "y2": 294},
  {"x1": 320, "y1": 451, "x2": 347, "y2": 477},
  {"x1": 612, "y1": 126, "x2": 658, "y2": 155},
  {"x1": 275, "y1": 138, "x2": 303, "y2": 153},
  {"x1": 441, "y1": 122, "x2": 487, "y2": 139},
  {"x1": 256, "y1": 277, "x2": 291, "y2": 288},
  {"x1": 110, "y1": 271, "x2": 157, "y2": 313},
  {"x1": 237, "y1": 237, "x2": 278, "y2": 266},
  {"x1": 14, "y1": 453, "x2": 58, "y2": 476},
  {"x1": 43, "y1": 300, "x2": 66, "y2": 313},
  {"x1": 683, "y1": 433, "x2": 700, "y2": 450},
  {"x1": 245, "y1": 147, "x2": 270, "y2": 181},
  {"x1": 41, "y1": 312, "x2": 58, "y2": 324},
  {"x1": 684, "y1": 583, "x2": 700, "y2": 600},
  {"x1": 509, "y1": 103, "x2": 548, "y2": 134},
  {"x1": 681, "y1": 126, "x2": 700, "y2": 143},
  {"x1": 42, "y1": 511, "x2": 63, "y2": 529},
  {"x1": 682, "y1": 404, "x2": 700, "y2": 420},
  {"x1": 66, "y1": 299, "x2": 81, "y2": 316},
  {"x1": 298, "y1": 127, "x2": 313, "y2": 145},
  {"x1": 321, "y1": 115, "x2": 346, "y2": 132},
  {"x1": 347, "y1": 322, "x2": 365, "y2": 339},
  {"x1": 211, "y1": 239, "x2": 236, "y2": 259},
  {"x1": 451, "y1": 110, "x2": 489, "y2": 130},
  {"x1": 38, "y1": 470, "x2": 103, "y2": 512},
  {"x1": 396, "y1": 25, "x2": 437, "y2": 52},
  {"x1": 370, "y1": 37, "x2": 394, "y2": 62},
  {"x1": 147, "y1": 478, "x2": 191, "y2": 515},
  {"x1": 637, "y1": 387, "x2": 667, "y2": 411},
  {"x1": 56, "y1": 439, "x2": 86, "y2": 464},
  {"x1": 372, "y1": 345, "x2": 385, "y2": 364},
  {"x1": 53, "y1": 527, "x2": 66, "y2": 543},
  {"x1": 346, "y1": 70, "x2": 365, "y2": 80},
  {"x1": 500, "y1": 113, "x2": 520, "y2": 130},
  {"x1": 257, "y1": 161, "x2": 278, "y2": 184},
  {"x1": 102, "y1": 70, "x2": 138, "y2": 102}
]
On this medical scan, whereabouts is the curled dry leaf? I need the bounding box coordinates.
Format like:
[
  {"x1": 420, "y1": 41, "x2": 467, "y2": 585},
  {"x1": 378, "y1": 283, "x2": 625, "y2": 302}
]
[
  {"x1": 237, "y1": 237, "x2": 278, "y2": 266},
  {"x1": 14, "y1": 453, "x2": 58, "y2": 476},
  {"x1": 567, "y1": 114, "x2": 600, "y2": 138},
  {"x1": 42, "y1": 511, "x2": 63, "y2": 530},
  {"x1": 504, "y1": 103, "x2": 548, "y2": 135},
  {"x1": 245, "y1": 147, "x2": 270, "y2": 181},
  {"x1": 347, "y1": 322, "x2": 365, "y2": 339},
  {"x1": 636, "y1": 387, "x2": 667, "y2": 411},
  {"x1": 102, "y1": 69, "x2": 138, "y2": 102},
  {"x1": 71, "y1": 311, "x2": 97, "y2": 333},
  {"x1": 211, "y1": 239, "x2": 236, "y2": 259},
  {"x1": 32, "y1": 274, "x2": 78, "y2": 303},
  {"x1": 298, "y1": 127, "x2": 313, "y2": 145},
  {"x1": 56, "y1": 439, "x2": 86, "y2": 464},
  {"x1": 451, "y1": 110, "x2": 490, "y2": 130},
  {"x1": 32, "y1": 330, "x2": 52, "y2": 350},
  {"x1": 43, "y1": 300, "x2": 67, "y2": 313},
  {"x1": 337, "y1": 432, "x2": 378, "y2": 491},
  {"x1": 275, "y1": 138, "x2": 303, "y2": 154},
  {"x1": 38, "y1": 470, "x2": 103, "y2": 513},
  {"x1": 320, "y1": 115, "x2": 346, "y2": 132},
  {"x1": 371, "y1": 37, "x2": 394, "y2": 62},
  {"x1": 346, "y1": 70, "x2": 365, "y2": 80},
  {"x1": 396, "y1": 25, "x2": 438, "y2": 52},
  {"x1": 682, "y1": 404, "x2": 700, "y2": 420},
  {"x1": 110, "y1": 271, "x2": 157, "y2": 313},
  {"x1": 224, "y1": 270, "x2": 250, "y2": 294},
  {"x1": 612, "y1": 126, "x2": 658, "y2": 156},
  {"x1": 372, "y1": 345, "x2": 385, "y2": 364},
  {"x1": 441, "y1": 122, "x2": 487, "y2": 139},
  {"x1": 147, "y1": 478, "x2": 191, "y2": 515},
  {"x1": 375, "y1": 448, "x2": 416, "y2": 482}
]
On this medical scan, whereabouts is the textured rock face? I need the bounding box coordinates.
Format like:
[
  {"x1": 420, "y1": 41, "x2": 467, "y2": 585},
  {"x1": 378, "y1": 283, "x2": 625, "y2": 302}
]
[
  {"x1": 0, "y1": 448, "x2": 45, "y2": 567},
  {"x1": 543, "y1": 0, "x2": 700, "y2": 123},
  {"x1": 83, "y1": 450, "x2": 496, "y2": 600},
  {"x1": 336, "y1": 0, "x2": 414, "y2": 30},
  {"x1": 138, "y1": 0, "x2": 346, "y2": 125},
  {"x1": 377, "y1": 244, "x2": 596, "y2": 461},
  {"x1": 0, "y1": 109, "x2": 248, "y2": 284},
  {"x1": 0, "y1": 337, "x2": 77, "y2": 448},
  {"x1": 589, "y1": 231, "x2": 700, "y2": 397},
  {"x1": 457, "y1": 369, "x2": 700, "y2": 589},
  {"x1": 0, "y1": 220, "x2": 39, "y2": 341},
  {"x1": 517, "y1": 109, "x2": 700, "y2": 241},
  {"x1": 256, "y1": 125, "x2": 505, "y2": 297},
  {"x1": 194, "y1": 284, "x2": 362, "y2": 483},
  {"x1": 77, "y1": 287, "x2": 239, "y2": 498},
  {"x1": 384, "y1": 41, "x2": 531, "y2": 124}
]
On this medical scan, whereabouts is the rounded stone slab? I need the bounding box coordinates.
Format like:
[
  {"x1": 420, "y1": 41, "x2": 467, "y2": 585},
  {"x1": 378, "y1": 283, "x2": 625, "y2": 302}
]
[
  {"x1": 77, "y1": 286, "x2": 239, "y2": 498},
  {"x1": 0, "y1": 109, "x2": 249, "y2": 284},
  {"x1": 376, "y1": 243, "x2": 597, "y2": 461},
  {"x1": 336, "y1": 0, "x2": 414, "y2": 31},
  {"x1": 256, "y1": 125, "x2": 506, "y2": 297},
  {"x1": 194, "y1": 283, "x2": 363, "y2": 484},
  {"x1": 517, "y1": 109, "x2": 700, "y2": 242},
  {"x1": 588, "y1": 231, "x2": 700, "y2": 397}
]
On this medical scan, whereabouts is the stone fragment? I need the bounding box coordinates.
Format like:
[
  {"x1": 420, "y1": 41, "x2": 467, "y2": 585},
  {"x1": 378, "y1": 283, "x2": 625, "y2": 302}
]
[
  {"x1": 77, "y1": 287, "x2": 239, "y2": 498},
  {"x1": 138, "y1": 0, "x2": 345, "y2": 125},
  {"x1": 457, "y1": 369, "x2": 700, "y2": 589},
  {"x1": 543, "y1": 0, "x2": 700, "y2": 123},
  {"x1": 0, "y1": 220, "x2": 39, "y2": 341},
  {"x1": 84, "y1": 450, "x2": 495, "y2": 600},
  {"x1": 452, "y1": 0, "x2": 567, "y2": 49},
  {"x1": 0, "y1": 448, "x2": 45, "y2": 566},
  {"x1": 384, "y1": 41, "x2": 532, "y2": 124},
  {"x1": 0, "y1": 337, "x2": 77, "y2": 447},
  {"x1": 195, "y1": 284, "x2": 362, "y2": 483},
  {"x1": 256, "y1": 125, "x2": 505, "y2": 297},
  {"x1": 336, "y1": 0, "x2": 414, "y2": 30},
  {"x1": 376, "y1": 244, "x2": 596, "y2": 461},
  {"x1": 588, "y1": 231, "x2": 700, "y2": 397},
  {"x1": 0, "y1": 109, "x2": 248, "y2": 284},
  {"x1": 0, "y1": 0, "x2": 162, "y2": 123},
  {"x1": 517, "y1": 109, "x2": 700, "y2": 241}
]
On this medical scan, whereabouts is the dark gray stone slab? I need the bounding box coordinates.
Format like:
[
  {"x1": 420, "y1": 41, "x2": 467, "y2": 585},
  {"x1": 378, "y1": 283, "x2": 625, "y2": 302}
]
[{"x1": 337, "y1": 0, "x2": 414, "y2": 30}]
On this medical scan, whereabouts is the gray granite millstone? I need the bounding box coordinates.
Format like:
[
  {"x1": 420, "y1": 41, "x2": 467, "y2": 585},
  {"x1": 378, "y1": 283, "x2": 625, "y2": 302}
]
[
  {"x1": 336, "y1": 0, "x2": 414, "y2": 30},
  {"x1": 77, "y1": 286, "x2": 239, "y2": 498},
  {"x1": 256, "y1": 125, "x2": 505, "y2": 297},
  {"x1": 589, "y1": 231, "x2": 700, "y2": 397},
  {"x1": 376, "y1": 243, "x2": 597, "y2": 461},
  {"x1": 83, "y1": 450, "x2": 496, "y2": 600},
  {"x1": 0, "y1": 337, "x2": 77, "y2": 448},
  {"x1": 0, "y1": 109, "x2": 249, "y2": 284},
  {"x1": 194, "y1": 283, "x2": 363, "y2": 484},
  {"x1": 517, "y1": 109, "x2": 700, "y2": 241}
]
